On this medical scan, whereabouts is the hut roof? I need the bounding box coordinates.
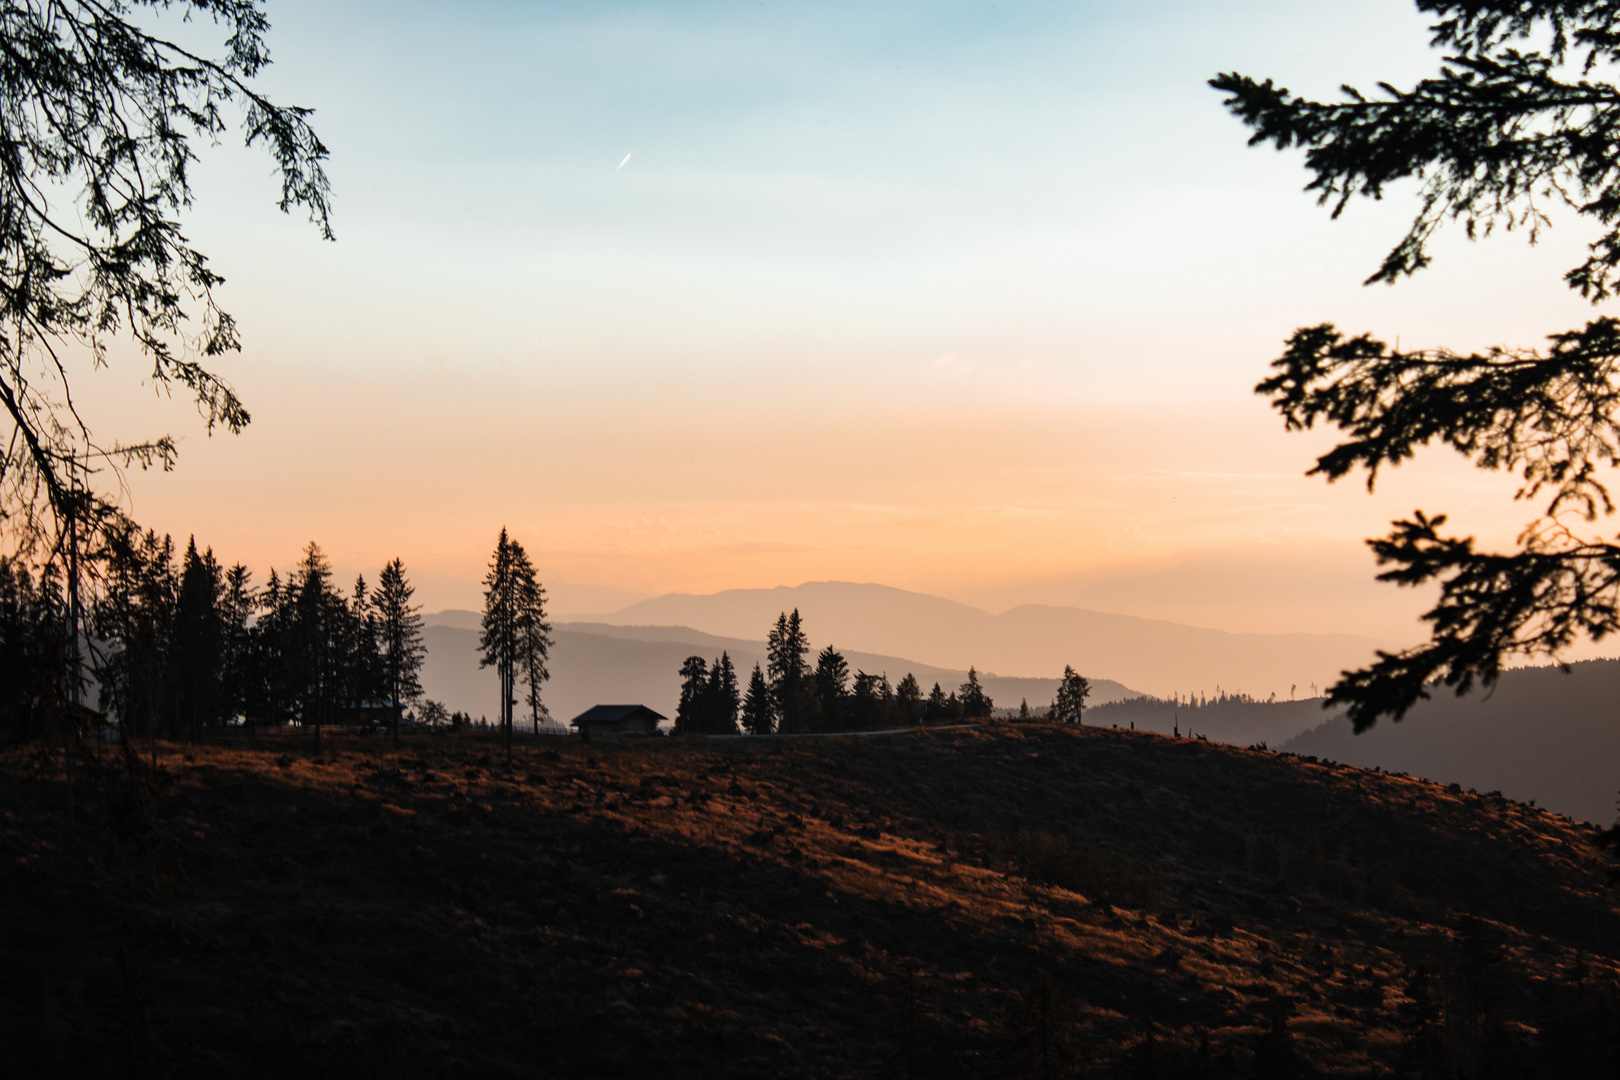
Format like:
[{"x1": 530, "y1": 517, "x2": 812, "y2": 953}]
[{"x1": 568, "y1": 704, "x2": 667, "y2": 728}]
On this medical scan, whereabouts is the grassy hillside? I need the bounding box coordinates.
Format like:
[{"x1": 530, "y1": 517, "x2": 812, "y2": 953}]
[
  {"x1": 1089, "y1": 695, "x2": 1339, "y2": 748},
  {"x1": 1283, "y1": 659, "x2": 1620, "y2": 826},
  {"x1": 3, "y1": 724, "x2": 1617, "y2": 1077}
]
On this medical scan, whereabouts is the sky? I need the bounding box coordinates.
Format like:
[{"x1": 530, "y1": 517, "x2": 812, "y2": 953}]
[{"x1": 72, "y1": 0, "x2": 1619, "y2": 643}]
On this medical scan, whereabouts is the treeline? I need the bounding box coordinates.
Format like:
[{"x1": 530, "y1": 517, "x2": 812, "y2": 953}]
[
  {"x1": 0, "y1": 520, "x2": 428, "y2": 749},
  {"x1": 0, "y1": 522, "x2": 556, "y2": 755},
  {"x1": 674, "y1": 608, "x2": 1096, "y2": 735},
  {"x1": 1089, "y1": 687, "x2": 1283, "y2": 726}
]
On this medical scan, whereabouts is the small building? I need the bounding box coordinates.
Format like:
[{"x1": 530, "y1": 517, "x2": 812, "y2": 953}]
[{"x1": 569, "y1": 704, "x2": 666, "y2": 738}]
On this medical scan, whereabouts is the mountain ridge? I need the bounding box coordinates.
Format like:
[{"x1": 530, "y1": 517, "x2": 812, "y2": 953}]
[{"x1": 561, "y1": 580, "x2": 1387, "y2": 696}]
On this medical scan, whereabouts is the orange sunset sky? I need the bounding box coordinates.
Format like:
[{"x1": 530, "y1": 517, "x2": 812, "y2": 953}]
[{"x1": 61, "y1": 0, "x2": 1619, "y2": 649}]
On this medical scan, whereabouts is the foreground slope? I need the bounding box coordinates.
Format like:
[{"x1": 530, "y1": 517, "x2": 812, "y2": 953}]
[
  {"x1": 1283, "y1": 658, "x2": 1620, "y2": 826},
  {"x1": 2, "y1": 725, "x2": 1617, "y2": 1077}
]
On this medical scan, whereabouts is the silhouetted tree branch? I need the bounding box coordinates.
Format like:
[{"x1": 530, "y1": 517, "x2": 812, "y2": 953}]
[
  {"x1": 0, "y1": 0, "x2": 330, "y2": 556},
  {"x1": 1216, "y1": 1, "x2": 1620, "y2": 728}
]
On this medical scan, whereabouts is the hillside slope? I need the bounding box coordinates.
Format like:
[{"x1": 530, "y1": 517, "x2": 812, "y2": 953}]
[
  {"x1": 3, "y1": 725, "x2": 1617, "y2": 1077},
  {"x1": 1283, "y1": 659, "x2": 1620, "y2": 826},
  {"x1": 596, "y1": 581, "x2": 1385, "y2": 696}
]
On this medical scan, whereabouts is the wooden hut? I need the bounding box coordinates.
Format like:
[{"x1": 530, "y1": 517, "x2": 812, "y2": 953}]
[{"x1": 568, "y1": 704, "x2": 666, "y2": 738}]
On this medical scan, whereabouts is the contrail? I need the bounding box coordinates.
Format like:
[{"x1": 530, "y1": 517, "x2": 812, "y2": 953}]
[{"x1": 617, "y1": 152, "x2": 632, "y2": 172}]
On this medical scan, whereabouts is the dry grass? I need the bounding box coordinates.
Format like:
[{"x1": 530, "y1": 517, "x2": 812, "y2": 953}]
[{"x1": 1, "y1": 721, "x2": 1617, "y2": 1077}]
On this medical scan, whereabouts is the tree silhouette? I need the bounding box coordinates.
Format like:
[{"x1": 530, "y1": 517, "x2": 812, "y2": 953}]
[
  {"x1": 741, "y1": 662, "x2": 773, "y2": 735},
  {"x1": 1216, "y1": 3, "x2": 1620, "y2": 728},
  {"x1": 813, "y1": 645, "x2": 849, "y2": 730},
  {"x1": 675, "y1": 656, "x2": 709, "y2": 736},
  {"x1": 1052, "y1": 666, "x2": 1091, "y2": 725},
  {"x1": 478, "y1": 530, "x2": 549, "y2": 757},
  {"x1": 895, "y1": 673, "x2": 923, "y2": 725},
  {"x1": 958, "y1": 667, "x2": 993, "y2": 719},
  {"x1": 516, "y1": 555, "x2": 553, "y2": 736},
  {"x1": 480, "y1": 530, "x2": 521, "y2": 763},
  {"x1": 172, "y1": 538, "x2": 222, "y2": 741},
  {"x1": 291, "y1": 543, "x2": 341, "y2": 755},
  {"x1": 767, "y1": 609, "x2": 815, "y2": 733},
  {"x1": 708, "y1": 651, "x2": 740, "y2": 735},
  {"x1": 218, "y1": 564, "x2": 255, "y2": 730},
  {"x1": 373, "y1": 558, "x2": 425, "y2": 746},
  {"x1": 0, "y1": 1, "x2": 331, "y2": 562},
  {"x1": 0, "y1": 557, "x2": 68, "y2": 743}
]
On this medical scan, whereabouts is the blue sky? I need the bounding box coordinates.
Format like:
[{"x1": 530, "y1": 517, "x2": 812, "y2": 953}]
[{"x1": 98, "y1": 0, "x2": 1604, "y2": 638}]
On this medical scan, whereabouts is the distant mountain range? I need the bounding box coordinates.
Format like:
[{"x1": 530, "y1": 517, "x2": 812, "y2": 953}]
[
  {"x1": 419, "y1": 615, "x2": 1138, "y2": 728},
  {"x1": 581, "y1": 581, "x2": 1384, "y2": 698}
]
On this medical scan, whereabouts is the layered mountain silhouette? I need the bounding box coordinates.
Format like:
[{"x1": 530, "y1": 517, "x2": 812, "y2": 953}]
[
  {"x1": 420, "y1": 617, "x2": 1137, "y2": 727},
  {"x1": 585, "y1": 581, "x2": 1384, "y2": 696}
]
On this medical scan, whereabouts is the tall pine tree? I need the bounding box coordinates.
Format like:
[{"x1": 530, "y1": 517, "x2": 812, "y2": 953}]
[
  {"x1": 742, "y1": 662, "x2": 773, "y2": 735},
  {"x1": 373, "y1": 558, "x2": 426, "y2": 746},
  {"x1": 767, "y1": 609, "x2": 815, "y2": 734}
]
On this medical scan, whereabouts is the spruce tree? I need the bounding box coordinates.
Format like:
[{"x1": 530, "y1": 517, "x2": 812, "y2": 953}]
[
  {"x1": 515, "y1": 549, "x2": 553, "y2": 736},
  {"x1": 373, "y1": 558, "x2": 425, "y2": 746},
  {"x1": 709, "y1": 652, "x2": 740, "y2": 734},
  {"x1": 766, "y1": 609, "x2": 814, "y2": 733},
  {"x1": 479, "y1": 529, "x2": 521, "y2": 763},
  {"x1": 958, "y1": 667, "x2": 993, "y2": 719},
  {"x1": 676, "y1": 655, "x2": 710, "y2": 736},
  {"x1": 171, "y1": 537, "x2": 223, "y2": 740},
  {"x1": 814, "y1": 645, "x2": 850, "y2": 731},
  {"x1": 1053, "y1": 666, "x2": 1091, "y2": 725},
  {"x1": 218, "y1": 565, "x2": 256, "y2": 730},
  {"x1": 291, "y1": 542, "x2": 340, "y2": 755},
  {"x1": 896, "y1": 673, "x2": 923, "y2": 725},
  {"x1": 742, "y1": 662, "x2": 773, "y2": 735}
]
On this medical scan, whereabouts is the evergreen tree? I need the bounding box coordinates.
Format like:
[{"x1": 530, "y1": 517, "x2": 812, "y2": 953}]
[
  {"x1": 514, "y1": 548, "x2": 553, "y2": 735},
  {"x1": 924, "y1": 682, "x2": 950, "y2": 722},
  {"x1": 814, "y1": 644, "x2": 850, "y2": 731},
  {"x1": 0, "y1": 558, "x2": 68, "y2": 744},
  {"x1": 290, "y1": 542, "x2": 341, "y2": 754},
  {"x1": 250, "y1": 568, "x2": 294, "y2": 733},
  {"x1": 958, "y1": 667, "x2": 993, "y2": 719},
  {"x1": 742, "y1": 662, "x2": 773, "y2": 735},
  {"x1": 1052, "y1": 666, "x2": 1091, "y2": 725},
  {"x1": 676, "y1": 655, "x2": 710, "y2": 736},
  {"x1": 850, "y1": 671, "x2": 892, "y2": 730},
  {"x1": 92, "y1": 523, "x2": 177, "y2": 741},
  {"x1": 171, "y1": 537, "x2": 223, "y2": 740},
  {"x1": 766, "y1": 609, "x2": 815, "y2": 733},
  {"x1": 479, "y1": 529, "x2": 522, "y2": 763},
  {"x1": 708, "y1": 651, "x2": 740, "y2": 734},
  {"x1": 341, "y1": 574, "x2": 384, "y2": 724},
  {"x1": 218, "y1": 565, "x2": 256, "y2": 729},
  {"x1": 895, "y1": 673, "x2": 923, "y2": 725},
  {"x1": 373, "y1": 558, "x2": 425, "y2": 746}
]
